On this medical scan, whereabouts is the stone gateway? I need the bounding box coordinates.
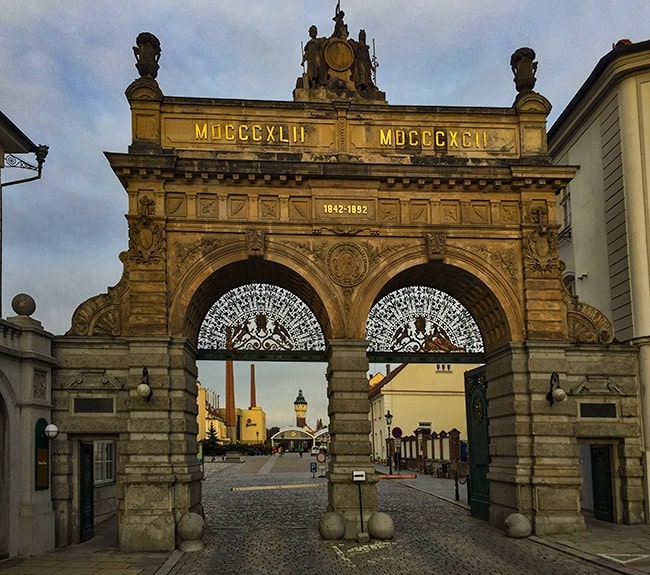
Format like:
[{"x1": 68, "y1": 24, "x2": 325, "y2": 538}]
[{"x1": 49, "y1": 9, "x2": 643, "y2": 551}]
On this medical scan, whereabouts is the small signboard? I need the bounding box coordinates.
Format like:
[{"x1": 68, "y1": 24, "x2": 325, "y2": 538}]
[
  {"x1": 310, "y1": 462, "x2": 317, "y2": 477},
  {"x1": 352, "y1": 470, "x2": 366, "y2": 482}
]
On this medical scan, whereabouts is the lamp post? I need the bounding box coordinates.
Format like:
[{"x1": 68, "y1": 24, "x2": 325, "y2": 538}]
[{"x1": 385, "y1": 410, "x2": 393, "y2": 475}]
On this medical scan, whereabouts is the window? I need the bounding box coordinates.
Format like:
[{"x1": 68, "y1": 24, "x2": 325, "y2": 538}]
[{"x1": 94, "y1": 441, "x2": 115, "y2": 484}]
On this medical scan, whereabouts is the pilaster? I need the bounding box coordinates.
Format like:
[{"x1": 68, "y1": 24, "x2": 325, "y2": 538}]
[{"x1": 326, "y1": 339, "x2": 376, "y2": 538}]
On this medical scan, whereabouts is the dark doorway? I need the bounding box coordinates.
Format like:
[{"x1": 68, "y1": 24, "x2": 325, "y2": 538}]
[
  {"x1": 590, "y1": 444, "x2": 614, "y2": 522},
  {"x1": 79, "y1": 441, "x2": 94, "y2": 542}
]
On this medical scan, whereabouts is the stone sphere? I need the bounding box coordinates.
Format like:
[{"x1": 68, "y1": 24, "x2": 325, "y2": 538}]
[
  {"x1": 368, "y1": 512, "x2": 395, "y2": 540},
  {"x1": 318, "y1": 512, "x2": 346, "y2": 540},
  {"x1": 11, "y1": 293, "x2": 36, "y2": 316},
  {"x1": 504, "y1": 513, "x2": 532, "y2": 538},
  {"x1": 177, "y1": 512, "x2": 205, "y2": 551}
]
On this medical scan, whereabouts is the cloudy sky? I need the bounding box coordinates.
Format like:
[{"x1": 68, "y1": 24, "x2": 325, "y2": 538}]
[{"x1": 2, "y1": 1, "x2": 649, "y2": 428}]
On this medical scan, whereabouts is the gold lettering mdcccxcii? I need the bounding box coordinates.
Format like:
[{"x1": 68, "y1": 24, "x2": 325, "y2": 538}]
[
  {"x1": 195, "y1": 122, "x2": 306, "y2": 144},
  {"x1": 379, "y1": 128, "x2": 488, "y2": 150}
]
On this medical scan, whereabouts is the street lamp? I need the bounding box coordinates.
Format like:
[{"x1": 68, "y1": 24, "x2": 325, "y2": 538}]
[{"x1": 385, "y1": 410, "x2": 393, "y2": 475}]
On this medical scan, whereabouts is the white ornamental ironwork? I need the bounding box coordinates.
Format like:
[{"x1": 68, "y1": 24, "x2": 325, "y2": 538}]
[
  {"x1": 366, "y1": 286, "x2": 484, "y2": 354},
  {"x1": 198, "y1": 283, "x2": 326, "y2": 351}
]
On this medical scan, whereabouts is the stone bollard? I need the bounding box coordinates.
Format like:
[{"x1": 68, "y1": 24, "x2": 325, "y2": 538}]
[
  {"x1": 318, "y1": 512, "x2": 346, "y2": 540},
  {"x1": 177, "y1": 512, "x2": 205, "y2": 551},
  {"x1": 504, "y1": 513, "x2": 532, "y2": 538},
  {"x1": 368, "y1": 512, "x2": 395, "y2": 540}
]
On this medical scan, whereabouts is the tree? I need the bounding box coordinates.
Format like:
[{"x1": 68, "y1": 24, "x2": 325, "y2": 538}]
[{"x1": 203, "y1": 422, "x2": 220, "y2": 456}]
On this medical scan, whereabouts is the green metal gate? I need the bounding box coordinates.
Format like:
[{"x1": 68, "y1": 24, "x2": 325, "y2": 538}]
[{"x1": 465, "y1": 366, "x2": 490, "y2": 520}]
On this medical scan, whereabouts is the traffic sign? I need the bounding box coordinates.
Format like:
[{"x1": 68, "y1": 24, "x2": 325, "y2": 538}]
[
  {"x1": 392, "y1": 427, "x2": 402, "y2": 438},
  {"x1": 316, "y1": 451, "x2": 327, "y2": 464}
]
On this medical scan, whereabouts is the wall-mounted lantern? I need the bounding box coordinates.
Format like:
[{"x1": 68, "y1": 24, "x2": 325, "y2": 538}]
[
  {"x1": 136, "y1": 366, "x2": 153, "y2": 401},
  {"x1": 546, "y1": 372, "x2": 567, "y2": 405}
]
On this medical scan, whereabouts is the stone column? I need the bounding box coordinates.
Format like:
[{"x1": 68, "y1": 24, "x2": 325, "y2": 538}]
[
  {"x1": 325, "y1": 339, "x2": 376, "y2": 538},
  {"x1": 486, "y1": 342, "x2": 585, "y2": 535},
  {"x1": 119, "y1": 338, "x2": 202, "y2": 551}
]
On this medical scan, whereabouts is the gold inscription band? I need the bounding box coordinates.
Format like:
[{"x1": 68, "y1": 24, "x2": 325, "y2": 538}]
[
  {"x1": 194, "y1": 122, "x2": 492, "y2": 151},
  {"x1": 379, "y1": 128, "x2": 488, "y2": 150},
  {"x1": 195, "y1": 122, "x2": 307, "y2": 143}
]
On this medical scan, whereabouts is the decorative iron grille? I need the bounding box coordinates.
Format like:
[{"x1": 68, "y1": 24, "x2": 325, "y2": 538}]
[
  {"x1": 198, "y1": 283, "x2": 326, "y2": 351},
  {"x1": 366, "y1": 286, "x2": 484, "y2": 353}
]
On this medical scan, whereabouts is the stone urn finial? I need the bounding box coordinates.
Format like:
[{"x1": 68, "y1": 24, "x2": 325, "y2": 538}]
[
  {"x1": 133, "y1": 32, "x2": 161, "y2": 80},
  {"x1": 510, "y1": 47, "x2": 537, "y2": 93}
]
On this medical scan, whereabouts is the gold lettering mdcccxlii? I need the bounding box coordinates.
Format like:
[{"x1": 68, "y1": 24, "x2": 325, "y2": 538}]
[{"x1": 194, "y1": 122, "x2": 306, "y2": 144}]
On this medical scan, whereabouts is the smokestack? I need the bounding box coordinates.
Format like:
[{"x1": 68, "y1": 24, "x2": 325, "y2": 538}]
[
  {"x1": 250, "y1": 364, "x2": 257, "y2": 408},
  {"x1": 225, "y1": 359, "x2": 236, "y2": 439},
  {"x1": 386, "y1": 363, "x2": 391, "y2": 375}
]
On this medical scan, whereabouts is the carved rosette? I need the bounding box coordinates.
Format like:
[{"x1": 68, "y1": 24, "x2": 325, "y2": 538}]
[
  {"x1": 67, "y1": 272, "x2": 128, "y2": 336},
  {"x1": 68, "y1": 294, "x2": 122, "y2": 336},
  {"x1": 326, "y1": 242, "x2": 369, "y2": 287},
  {"x1": 567, "y1": 299, "x2": 614, "y2": 344}
]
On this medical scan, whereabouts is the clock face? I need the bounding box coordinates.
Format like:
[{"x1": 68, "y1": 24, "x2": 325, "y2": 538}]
[{"x1": 324, "y1": 38, "x2": 355, "y2": 72}]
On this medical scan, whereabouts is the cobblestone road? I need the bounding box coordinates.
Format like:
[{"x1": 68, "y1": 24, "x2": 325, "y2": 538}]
[{"x1": 169, "y1": 455, "x2": 621, "y2": 575}]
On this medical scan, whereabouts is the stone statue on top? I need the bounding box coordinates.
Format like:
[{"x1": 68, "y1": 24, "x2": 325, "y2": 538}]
[{"x1": 294, "y1": 4, "x2": 386, "y2": 103}]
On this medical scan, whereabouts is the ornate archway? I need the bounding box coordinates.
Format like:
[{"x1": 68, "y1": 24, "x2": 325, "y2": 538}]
[{"x1": 50, "y1": 11, "x2": 638, "y2": 551}]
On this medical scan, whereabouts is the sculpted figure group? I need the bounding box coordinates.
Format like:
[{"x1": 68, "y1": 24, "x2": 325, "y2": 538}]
[{"x1": 301, "y1": 7, "x2": 378, "y2": 94}]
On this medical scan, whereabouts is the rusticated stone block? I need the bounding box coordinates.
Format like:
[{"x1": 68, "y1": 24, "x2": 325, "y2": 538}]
[
  {"x1": 125, "y1": 484, "x2": 171, "y2": 511},
  {"x1": 536, "y1": 485, "x2": 580, "y2": 511},
  {"x1": 119, "y1": 511, "x2": 175, "y2": 552},
  {"x1": 328, "y1": 398, "x2": 369, "y2": 414}
]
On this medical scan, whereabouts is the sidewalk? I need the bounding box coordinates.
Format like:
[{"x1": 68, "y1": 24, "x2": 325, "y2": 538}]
[
  {"x1": 375, "y1": 464, "x2": 650, "y2": 574},
  {"x1": 0, "y1": 516, "x2": 180, "y2": 575}
]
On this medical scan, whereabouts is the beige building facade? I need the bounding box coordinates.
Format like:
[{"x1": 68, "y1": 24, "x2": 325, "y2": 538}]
[{"x1": 369, "y1": 363, "x2": 480, "y2": 463}]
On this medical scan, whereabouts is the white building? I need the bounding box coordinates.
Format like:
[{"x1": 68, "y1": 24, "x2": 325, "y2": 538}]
[{"x1": 549, "y1": 38, "x2": 650, "y2": 519}]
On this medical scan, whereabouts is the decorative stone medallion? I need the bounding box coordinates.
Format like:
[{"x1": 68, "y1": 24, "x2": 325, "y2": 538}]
[{"x1": 326, "y1": 242, "x2": 369, "y2": 286}]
